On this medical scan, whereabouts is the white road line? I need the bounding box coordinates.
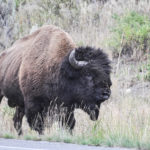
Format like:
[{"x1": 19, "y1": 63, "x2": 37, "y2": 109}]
[{"x1": 0, "y1": 145, "x2": 48, "y2": 150}]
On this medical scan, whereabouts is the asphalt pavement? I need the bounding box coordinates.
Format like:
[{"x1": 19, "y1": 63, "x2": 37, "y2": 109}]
[{"x1": 0, "y1": 138, "x2": 135, "y2": 150}]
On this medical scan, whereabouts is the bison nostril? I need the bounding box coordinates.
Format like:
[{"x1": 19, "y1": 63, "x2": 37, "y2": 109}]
[{"x1": 103, "y1": 91, "x2": 109, "y2": 95}]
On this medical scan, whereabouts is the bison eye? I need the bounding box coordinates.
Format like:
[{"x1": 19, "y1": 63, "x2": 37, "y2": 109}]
[{"x1": 102, "y1": 82, "x2": 108, "y2": 88}]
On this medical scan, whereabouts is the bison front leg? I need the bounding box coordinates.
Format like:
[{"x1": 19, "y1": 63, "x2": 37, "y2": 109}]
[
  {"x1": 13, "y1": 106, "x2": 24, "y2": 135},
  {"x1": 61, "y1": 110, "x2": 75, "y2": 134},
  {"x1": 25, "y1": 100, "x2": 45, "y2": 134}
]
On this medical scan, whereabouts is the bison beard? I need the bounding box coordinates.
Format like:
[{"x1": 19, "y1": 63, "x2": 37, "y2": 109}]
[{"x1": 0, "y1": 25, "x2": 112, "y2": 135}]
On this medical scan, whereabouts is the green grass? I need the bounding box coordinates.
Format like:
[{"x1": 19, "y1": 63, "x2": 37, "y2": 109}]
[
  {"x1": 24, "y1": 135, "x2": 42, "y2": 141},
  {"x1": 3, "y1": 133, "x2": 15, "y2": 139}
]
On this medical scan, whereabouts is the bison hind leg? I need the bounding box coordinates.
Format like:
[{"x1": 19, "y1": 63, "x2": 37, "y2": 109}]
[{"x1": 13, "y1": 106, "x2": 25, "y2": 135}]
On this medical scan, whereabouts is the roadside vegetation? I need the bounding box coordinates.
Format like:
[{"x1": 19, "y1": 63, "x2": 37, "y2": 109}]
[{"x1": 1, "y1": 0, "x2": 150, "y2": 150}]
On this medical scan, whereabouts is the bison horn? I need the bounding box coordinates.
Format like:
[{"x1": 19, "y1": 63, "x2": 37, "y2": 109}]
[{"x1": 69, "y1": 49, "x2": 88, "y2": 69}]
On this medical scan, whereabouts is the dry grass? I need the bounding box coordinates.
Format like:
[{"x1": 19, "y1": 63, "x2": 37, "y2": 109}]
[{"x1": 1, "y1": 0, "x2": 150, "y2": 149}]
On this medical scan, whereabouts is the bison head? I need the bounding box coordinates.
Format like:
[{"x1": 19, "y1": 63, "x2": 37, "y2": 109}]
[{"x1": 59, "y1": 46, "x2": 112, "y2": 121}]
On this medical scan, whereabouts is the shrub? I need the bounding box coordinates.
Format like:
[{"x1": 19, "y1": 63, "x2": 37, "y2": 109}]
[{"x1": 109, "y1": 11, "x2": 150, "y2": 59}]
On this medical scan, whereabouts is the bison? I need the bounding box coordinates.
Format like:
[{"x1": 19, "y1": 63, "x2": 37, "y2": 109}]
[{"x1": 0, "y1": 25, "x2": 112, "y2": 135}]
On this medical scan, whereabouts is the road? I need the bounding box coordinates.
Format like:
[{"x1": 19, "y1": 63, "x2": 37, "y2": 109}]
[{"x1": 0, "y1": 138, "x2": 134, "y2": 150}]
